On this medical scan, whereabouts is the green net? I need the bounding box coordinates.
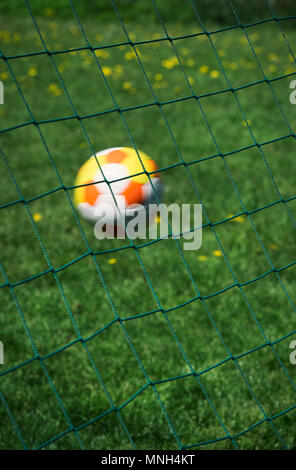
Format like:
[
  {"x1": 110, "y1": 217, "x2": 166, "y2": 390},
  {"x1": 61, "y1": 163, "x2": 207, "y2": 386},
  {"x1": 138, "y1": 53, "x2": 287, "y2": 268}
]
[{"x1": 1, "y1": 0, "x2": 296, "y2": 450}]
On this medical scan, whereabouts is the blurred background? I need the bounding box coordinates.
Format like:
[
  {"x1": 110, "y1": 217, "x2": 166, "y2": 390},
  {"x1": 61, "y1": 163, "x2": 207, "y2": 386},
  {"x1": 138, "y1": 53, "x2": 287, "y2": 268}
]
[
  {"x1": 1, "y1": 0, "x2": 296, "y2": 23},
  {"x1": 1, "y1": 0, "x2": 296, "y2": 451}
]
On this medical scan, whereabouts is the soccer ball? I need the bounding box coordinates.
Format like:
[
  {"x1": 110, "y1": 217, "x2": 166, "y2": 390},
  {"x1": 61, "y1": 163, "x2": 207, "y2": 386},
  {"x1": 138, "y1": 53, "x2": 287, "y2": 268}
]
[{"x1": 74, "y1": 147, "x2": 163, "y2": 224}]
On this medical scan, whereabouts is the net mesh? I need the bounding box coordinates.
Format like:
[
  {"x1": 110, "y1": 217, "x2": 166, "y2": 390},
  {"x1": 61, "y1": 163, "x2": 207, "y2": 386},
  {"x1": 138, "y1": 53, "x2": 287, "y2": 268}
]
[{"x1": 1, "y1": 0, "x2": 296, "y2": 450}]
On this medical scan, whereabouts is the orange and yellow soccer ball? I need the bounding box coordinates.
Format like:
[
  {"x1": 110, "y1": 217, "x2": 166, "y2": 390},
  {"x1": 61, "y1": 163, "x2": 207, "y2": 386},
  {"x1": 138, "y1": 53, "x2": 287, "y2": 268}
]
[{"x1": 74, "y1": 147, "x2": 163, "y2": 223}]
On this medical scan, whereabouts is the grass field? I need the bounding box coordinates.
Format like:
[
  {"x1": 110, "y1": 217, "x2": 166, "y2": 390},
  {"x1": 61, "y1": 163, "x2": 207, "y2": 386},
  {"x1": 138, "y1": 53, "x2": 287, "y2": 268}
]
[{"x1": 1, "y1": 7, "x2": 296, "y2": 450}]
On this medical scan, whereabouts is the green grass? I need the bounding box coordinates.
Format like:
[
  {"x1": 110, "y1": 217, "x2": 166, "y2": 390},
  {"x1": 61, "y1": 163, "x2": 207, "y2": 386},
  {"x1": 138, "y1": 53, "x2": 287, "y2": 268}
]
[{"x1": 1, "y1": 11, "x2": 296, "y2": 450}]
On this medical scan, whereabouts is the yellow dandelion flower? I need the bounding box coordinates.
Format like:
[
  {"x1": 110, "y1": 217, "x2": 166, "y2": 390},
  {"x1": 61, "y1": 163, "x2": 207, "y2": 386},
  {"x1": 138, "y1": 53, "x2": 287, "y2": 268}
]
[
  {"x1": 28, "y1": 67, "x2": 37, "y2": 77},
  {"x1": 268, "y1": 53, "x2": 279, "y2": 62},
  {"x1": 95, "y1": 49, "x2": 109, "y2": 59},
  {"x1": 123, "y1": 81, "x2": 132, "y2": 90},
  {"x1": 48, "y1": 83, "x2": 62, "y2": 97},
  {"x1": 49, "y1": 22, "x2": 58, "y2": 31},
  {"x1": 0, "y1": 72, "x2": 8, "y2": 81},
  {"x1": 102, "y1": 66, "x2": 112, "y2": 76},
  {"x1": 13, "y1": 32, "x2": 21, "y2": 43},
  {"x1": 154, "y1": 73, "x2": 163, "y2": 81},
  {"x1": 108, "y1": 258, "x2": 117, "y2": 265},
  {"x1": 114, "y1": 65, "x2": 123, "y2": 77},
  {"x1": 44, "y1": 7, "x2": 54, "y2": 17},
  {"x1": 33, "y1": 213, "x2": 42, "y2": 222},
  {"x1": 125, "y1": 51, "x2": 135, "y2": 61},
  {"x1": 83, "y1": 58, "x2": 92, "y2": 68},
  {"x1": 254, "y1": 46, "x2": 262, "y2": 54},
  {"x1": 59, "y1": 61, "x2": 69, "y2": 73},
  {"x1": 161, "y1": 57, "x2": 178, "y2": 69},
  {"x1": 250, "y1": 33, "x2": 259, "y2": 41},
  {"x1": 186, "y1": 58, "x2": 195, "y2": 67},
  {"x1": 70, "y1": 26, "x2": 79, "y2": 35},
  {"x1": 269, "y1": 243, "x2": 278, "y2": 250},
  {"x1": 162, "y1": 59, "x2": 173, "y2": 69},
  {"x1": 242, "y1": 119, "x2": 251, "y2": 128},
  {"x1": 213, "y1": 250, "x2": 222, "y2": 257},
  {"x1": 188, "y1": 76, "x2": 194, "y2": 85},
  {"x1": 0, "y1": 30, "x2": 11, "y2": 45},
  {"x1": 228, "y1": 214, "x2": 244, "y2": 223},
  {"x1": 199, "y1": 65, "x2": 209, "y2": 74},
  {"x1": 210, "y1": 70, "x2": 219, "y2": 78},
  {"x1": 3, "y1": 34, "x2": 11, "y2": 44},
  {"x1": 268, "y1": 64, "x2": 277, "y2": 73},
  {"x1": 228, "y1": 62, "x2": 237, "y2": 70},
  {"x1": 198, "y1": 34, "x2": 207, "y2": 42},
  {"x1": 198, "y1": 255, "x2": 208, "y2": 261},
  {"x1": 218, "y1": 49, "x2": 225, "y2": 57},
  {"x1": 181, "y1": 47, "x2": 190, "y2": 55}
]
